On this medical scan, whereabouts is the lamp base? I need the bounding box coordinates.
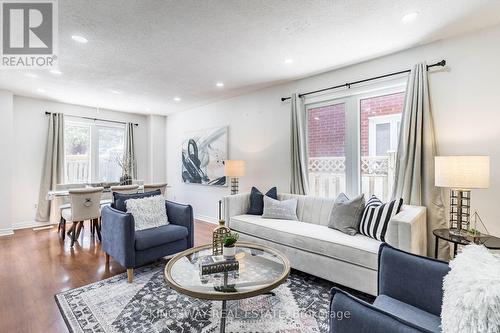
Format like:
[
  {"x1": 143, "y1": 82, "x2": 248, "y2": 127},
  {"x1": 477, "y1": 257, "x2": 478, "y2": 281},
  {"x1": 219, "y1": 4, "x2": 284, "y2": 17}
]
[
  {"x1": 449, "y1": 189, "x2": 471, "y2": 233},
  {"x1": 230, "y1": 178, "x2": 239, "y2": 195}
]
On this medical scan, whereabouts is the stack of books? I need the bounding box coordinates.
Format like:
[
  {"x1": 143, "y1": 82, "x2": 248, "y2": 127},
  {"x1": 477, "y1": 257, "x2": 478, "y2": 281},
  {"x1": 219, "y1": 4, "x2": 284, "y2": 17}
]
[{"x1": 199, "y1": 255, "x2": 239, "y2": 276}]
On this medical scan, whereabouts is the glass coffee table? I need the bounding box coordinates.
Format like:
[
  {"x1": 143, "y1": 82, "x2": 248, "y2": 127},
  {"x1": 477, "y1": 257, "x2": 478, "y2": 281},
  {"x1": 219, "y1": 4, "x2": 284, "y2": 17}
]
[{"x1": 164, "y1": 242, "x2": 290, "y2": 333}]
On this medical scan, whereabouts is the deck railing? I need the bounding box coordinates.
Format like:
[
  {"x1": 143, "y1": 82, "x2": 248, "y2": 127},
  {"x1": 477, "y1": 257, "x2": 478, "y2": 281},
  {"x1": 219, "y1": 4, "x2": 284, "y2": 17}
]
[
  {"x1": 65, "y1": 155, "x2": 90, "y2": 183},
  {"x1": 308, "y1": 152, "x2": 396, "y2": 200}
]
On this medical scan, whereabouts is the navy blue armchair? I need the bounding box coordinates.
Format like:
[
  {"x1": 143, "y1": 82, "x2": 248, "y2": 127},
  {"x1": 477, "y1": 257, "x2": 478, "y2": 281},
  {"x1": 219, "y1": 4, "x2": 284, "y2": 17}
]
[
  {"x1": 101, "y1": 200, "x2": 194, "y2": 283},
  {"x1": 330, "y1": 243, "x2": 450, "y2": 333}
]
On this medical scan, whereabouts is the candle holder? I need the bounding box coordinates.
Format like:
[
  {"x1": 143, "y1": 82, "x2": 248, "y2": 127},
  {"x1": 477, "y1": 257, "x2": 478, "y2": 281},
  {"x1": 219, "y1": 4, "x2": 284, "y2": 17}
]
[{"x1": 212, "y1": 200, "x2": 230, "y2": 255}]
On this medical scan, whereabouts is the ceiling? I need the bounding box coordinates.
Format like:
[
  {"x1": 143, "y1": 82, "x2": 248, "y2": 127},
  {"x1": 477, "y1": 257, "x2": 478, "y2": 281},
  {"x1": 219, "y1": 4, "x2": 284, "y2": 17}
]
[{"x1": 2, "y1": 0, "x2": 500, "y2": 115}]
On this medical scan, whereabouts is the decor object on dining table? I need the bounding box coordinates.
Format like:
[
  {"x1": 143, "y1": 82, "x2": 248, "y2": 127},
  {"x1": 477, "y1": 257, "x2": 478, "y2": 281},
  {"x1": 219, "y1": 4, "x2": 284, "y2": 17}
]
[
  {"x1": 222, "y1": 232, "x2": 239, "y2": 259},
  {"x1": 435, "y1": 156, "x2": 490, "y2": 236},
  {"x1": 181, "y1": 126, "x2": 227, "y2": 186},
  {"x1": 224, "y1": 160, "x2": 245, "y2": 194},
  {"x1": 213, "y1": 200, "x2": 230, "y2": 255},
  {"x1": 117, "y1": 152, "x2": 135, "y2": 185}
]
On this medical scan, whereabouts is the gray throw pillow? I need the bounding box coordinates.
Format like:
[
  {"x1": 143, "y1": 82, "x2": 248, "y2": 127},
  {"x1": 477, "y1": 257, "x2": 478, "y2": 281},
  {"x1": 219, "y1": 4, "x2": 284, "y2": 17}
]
[
  {"x1": 328, "y1": 193, "x2": 365, "y2": 235},
  {"x1": 262, "y1": 196, "x2": 298, "y2": 220}
]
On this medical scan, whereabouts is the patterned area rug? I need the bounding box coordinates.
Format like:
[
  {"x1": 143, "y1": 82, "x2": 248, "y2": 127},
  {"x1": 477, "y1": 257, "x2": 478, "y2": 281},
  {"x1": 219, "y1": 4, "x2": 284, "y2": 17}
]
[{"x1": 56, "y1": 262, "x2": 373, "y2": 333}]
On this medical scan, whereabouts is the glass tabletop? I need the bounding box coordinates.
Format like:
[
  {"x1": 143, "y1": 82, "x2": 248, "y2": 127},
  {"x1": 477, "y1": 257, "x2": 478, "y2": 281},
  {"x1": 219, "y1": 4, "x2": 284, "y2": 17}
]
[{"x1": 164, "y1": 242, "x2": 290, "y2": 301}]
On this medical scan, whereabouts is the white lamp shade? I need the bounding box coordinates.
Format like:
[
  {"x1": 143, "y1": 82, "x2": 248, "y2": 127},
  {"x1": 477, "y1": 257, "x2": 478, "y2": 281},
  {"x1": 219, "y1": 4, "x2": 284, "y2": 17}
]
[
  {"x1": 435, "y1": 156, "x2": 490, "y2": 189},
  {"x1": 224, "y1": 160, "x2": 245, "y2": 177}
]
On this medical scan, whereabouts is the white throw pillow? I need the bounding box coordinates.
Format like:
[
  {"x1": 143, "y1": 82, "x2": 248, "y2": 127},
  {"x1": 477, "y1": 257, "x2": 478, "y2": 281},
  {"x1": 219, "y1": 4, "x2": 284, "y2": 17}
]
[
  {"x1": 125, "y1": 195, "x2": 169, "y2": 231},
  {"x1": 262, "y1": 196, "x2": 298, "y2": 220},
  {"x1": 441, "y1": 244, "x2": 500, "y2": 333}
]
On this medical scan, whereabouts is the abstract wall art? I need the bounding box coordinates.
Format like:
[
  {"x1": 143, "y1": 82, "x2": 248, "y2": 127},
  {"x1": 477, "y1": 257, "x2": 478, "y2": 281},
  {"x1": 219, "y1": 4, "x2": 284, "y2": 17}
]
[{"x1": 181, "y1": 126, "x2": 227, "y2": 186}]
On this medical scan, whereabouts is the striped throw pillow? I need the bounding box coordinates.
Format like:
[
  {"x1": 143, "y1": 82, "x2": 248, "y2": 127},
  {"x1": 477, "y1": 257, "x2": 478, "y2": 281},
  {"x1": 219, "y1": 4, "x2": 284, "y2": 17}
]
[{"x1": 359, "y1": 195, "x2": 403, "y2": 241}]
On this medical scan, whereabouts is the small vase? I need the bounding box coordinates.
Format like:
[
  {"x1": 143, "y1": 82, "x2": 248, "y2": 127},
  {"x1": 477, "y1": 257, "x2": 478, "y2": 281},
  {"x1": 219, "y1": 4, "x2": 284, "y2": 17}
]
[
  {"x1": 223, "y1": 246, "x2": 236, "y2": 259},
  {"x1": 120, "y1": 175, "x2": 132, "y2": 185}
]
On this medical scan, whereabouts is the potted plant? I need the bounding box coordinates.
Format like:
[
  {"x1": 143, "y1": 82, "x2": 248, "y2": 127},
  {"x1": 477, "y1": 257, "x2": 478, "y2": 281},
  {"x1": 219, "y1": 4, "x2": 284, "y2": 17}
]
[
  {"x1": 117, "y1": 153, "x2": 135, "y2": 185},
  {"x1": 222, "y1": 232, "x2": 239, "y2": 259}
]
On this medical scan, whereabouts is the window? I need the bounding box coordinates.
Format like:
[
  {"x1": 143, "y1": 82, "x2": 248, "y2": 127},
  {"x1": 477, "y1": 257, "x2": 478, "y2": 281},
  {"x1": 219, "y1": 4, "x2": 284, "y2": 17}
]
[
  {"x1": 64, "y1": 119, "x2": 125, "y2": 183},
  {"x1": 307, "y1": 85, "x2": 405, "y2": 202}
]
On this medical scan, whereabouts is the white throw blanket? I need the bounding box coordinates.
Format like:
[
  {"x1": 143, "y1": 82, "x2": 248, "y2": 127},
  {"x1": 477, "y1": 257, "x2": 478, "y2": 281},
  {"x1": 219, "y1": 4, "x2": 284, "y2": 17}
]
[{"x1": 441, "y1": 244, "x2": 500, "y2": 333}]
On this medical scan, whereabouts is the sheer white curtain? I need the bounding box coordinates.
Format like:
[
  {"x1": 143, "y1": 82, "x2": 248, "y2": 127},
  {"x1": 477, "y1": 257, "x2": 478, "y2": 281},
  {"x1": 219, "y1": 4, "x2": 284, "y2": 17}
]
[
  {"x1": 392, "y1": 63, "x2": 449, "y2": 259},
  {"x1": 290, "y1": 93, "x2": 309, "y2": 195},
  {"x1": 36, "y1": 113, "x2": 65, "y2": 222}
]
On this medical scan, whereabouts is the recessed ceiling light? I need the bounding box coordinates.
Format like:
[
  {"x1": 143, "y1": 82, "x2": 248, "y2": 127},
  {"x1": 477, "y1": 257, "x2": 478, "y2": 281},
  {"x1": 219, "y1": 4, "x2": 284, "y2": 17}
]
[
  {"x1": 50, "y1": 69, "x2": 62, "y2": 75},
  {"x1": 110, "y1": 89, "x2": 123, "y2": 94},
  {"x1": 37, "y1": 88, "x2": 46, "y2": 93},
  {"x1": 25, "y1": 73, "x2": 38, "y2": 78},
  {"x1": 284, "y1": 58, "x2": 294, "y2": 64},
  {"x1": 216, "y1": 82, "x2": 224, "y2": 87},
  {"x1": 173, "y1": 97, "x2": 181, "y2": 102},
  {"x1": 71, "y1": 35, "x2": 88, "y2": 43},
  {"x1": 314, "y1": 117, "x2": 320, "y2": 120},
  {"x1": 401, "y1": 12, "x2": 419, "y2": 23}
]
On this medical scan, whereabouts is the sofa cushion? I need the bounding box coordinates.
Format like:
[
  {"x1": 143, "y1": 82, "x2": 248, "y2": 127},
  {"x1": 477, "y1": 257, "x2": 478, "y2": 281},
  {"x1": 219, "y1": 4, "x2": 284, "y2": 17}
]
[
  {"x1": 135, "y1": 224, "x2": 188, "y2": 251},
  {"x1": 126, "y1": 195, "x2": 169, "y2": 231},
  {"x1": 279, "y1": 193, "x2": 335, "y2": 226},
  {"x1": 262, "y1": 196, "x2": 298, "y2": 220},
  {"x1": 328, "y1": 193, "x2": 365, "y2": 236},
  {"x1": 230, "y1": 214, "x2": 381, "y2": 270},
  {"x1": 113, "y1": 190, "x2": 161, "y2": 212},
  {"x1": 374, "y1": 295, "x2": 441, "y2": 332},
  {"x1": 247, "y1": 186, "x2": 277, "y2": 215}
]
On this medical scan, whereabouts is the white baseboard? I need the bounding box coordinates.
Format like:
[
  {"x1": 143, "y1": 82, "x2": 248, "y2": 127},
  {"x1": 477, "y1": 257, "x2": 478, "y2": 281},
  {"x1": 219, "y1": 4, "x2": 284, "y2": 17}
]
[
  {"x1": 195, "y1": 214, "x2": 218, "y2": 225},
  {"x1": 0, "y1": 228, "x2": 14, "y2": 237},
  {"x1": 12, "y1": 220, "x2": 54, "y2": 231}
]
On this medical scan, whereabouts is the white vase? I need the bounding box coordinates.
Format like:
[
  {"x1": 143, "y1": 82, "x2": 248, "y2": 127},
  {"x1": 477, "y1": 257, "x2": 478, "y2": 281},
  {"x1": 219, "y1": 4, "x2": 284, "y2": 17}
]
[{"x1": 223, "y1": 246, "x2": 236, "y2": 259}]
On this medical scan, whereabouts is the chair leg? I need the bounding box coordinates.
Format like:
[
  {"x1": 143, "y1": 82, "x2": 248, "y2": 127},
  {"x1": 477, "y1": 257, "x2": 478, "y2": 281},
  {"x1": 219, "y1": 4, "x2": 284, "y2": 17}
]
[
  {"x1": 61, "y1": 218, "x2": 66, "y2": 241},
  {"x1": 58, "y1": 217, "x2": 62, "y2": 232},
  {"x1": 70, "y1": 222, "x2": 78, "y2": 247},
  {"x1": 67, "y1": 223, "x2": 75, "y2": 236},
  {"x1": 105, "y1": 253, "x2": 110, "y2": 266},
  {"x1": 76, "y1": 221, "x2": 84, "y2": 239},
  {"x1": 95, "y1": 218, "x2": 102, "y2": 242},
  {"x1": 127, "y1": 268, "x2": 134, "y2": 283}
]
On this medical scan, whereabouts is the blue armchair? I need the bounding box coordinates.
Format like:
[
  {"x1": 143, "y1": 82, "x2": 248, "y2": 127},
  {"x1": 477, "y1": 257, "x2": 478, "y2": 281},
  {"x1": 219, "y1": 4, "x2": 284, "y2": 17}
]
[
  {"x1": 330, "y1": 243, "x2": 450, "y2": 333},
  {"x1": 101, "y1": 199, "x2": 194, "y2": 283}
]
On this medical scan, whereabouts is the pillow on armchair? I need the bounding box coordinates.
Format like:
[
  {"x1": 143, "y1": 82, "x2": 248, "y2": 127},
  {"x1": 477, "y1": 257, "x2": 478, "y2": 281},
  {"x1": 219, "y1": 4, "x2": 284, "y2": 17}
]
[
  {"x1": 125, "y1": 195, "x2": 169, "y2": 231},
  {"x1": 113, "y1": 189, "x2": 161, "y2": 212}
]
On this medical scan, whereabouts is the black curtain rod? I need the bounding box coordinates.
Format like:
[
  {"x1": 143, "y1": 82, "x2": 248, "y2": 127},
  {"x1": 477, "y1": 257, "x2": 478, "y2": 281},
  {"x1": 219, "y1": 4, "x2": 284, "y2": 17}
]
[
  {"x1": 281, "y1": 60, "x2": 446, "y2": 102},
  {"x1": 45, "y1": 111, "x2": 139, "y2": 126}
]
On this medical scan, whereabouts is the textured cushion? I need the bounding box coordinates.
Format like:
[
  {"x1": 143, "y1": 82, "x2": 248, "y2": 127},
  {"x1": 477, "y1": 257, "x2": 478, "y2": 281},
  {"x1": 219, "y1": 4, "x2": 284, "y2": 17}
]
[
  {"x1": 262, "y1": 196, "x2": 298, "y2": 220},
  {"x1": 113, "y1": 189, "x2": 161, "y2": 212},
  {"x1": 374, "y1": 295, "x2": 441, "y2": 332},
  {"x1": 278, "y1": 193, "x2": 335, "y2": 226},
  {"x1": 230, "y1": 214, "x2": 381, "y2": 269},
  {"x1": 328, "y1": 193, "x2": 365, "y2": 236},
  {"x1": 247, "y1": 186, "x2": 277, "y2": 215},
  {"x1": 135, "y1": 224, "x2": 188, "y2": 251},
  {"x1": 360, "y1": 195, "x2": 403, "y2": 241},
  {"x1": 126, "y1": 195, "x2": 169, "y2": 231}
]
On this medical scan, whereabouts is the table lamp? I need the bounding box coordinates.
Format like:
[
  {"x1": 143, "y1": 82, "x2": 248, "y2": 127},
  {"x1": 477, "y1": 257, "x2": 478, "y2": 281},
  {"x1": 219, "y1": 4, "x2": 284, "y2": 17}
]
[
  {"x1": 435, "y1": 156, "x2": 490, "y2": 235},
  {"x1": 224, "y1": 160, "x2": 245, "y2": 195}
]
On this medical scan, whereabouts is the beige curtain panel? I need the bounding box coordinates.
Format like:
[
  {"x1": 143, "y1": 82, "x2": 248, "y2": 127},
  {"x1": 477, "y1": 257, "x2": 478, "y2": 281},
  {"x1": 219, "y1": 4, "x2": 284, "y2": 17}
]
[
  {"x1": 125, "y1": 122, "x2": 137, "y2": 179},
  {"x1": 36, "y1": 112, "x2": 65, "y2": 222},
  {"x1": 290, "y1": 93, "x2": 309, "y2": 195},
  {"x1": 392, "y1": 63, "x2": 449, "y2": 259}
]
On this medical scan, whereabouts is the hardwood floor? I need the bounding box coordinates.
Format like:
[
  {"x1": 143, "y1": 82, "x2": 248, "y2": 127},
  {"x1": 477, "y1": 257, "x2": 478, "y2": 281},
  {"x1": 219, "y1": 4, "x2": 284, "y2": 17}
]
[{"x1": 0, "y1": 220, "x2": 214, "y2": 333}]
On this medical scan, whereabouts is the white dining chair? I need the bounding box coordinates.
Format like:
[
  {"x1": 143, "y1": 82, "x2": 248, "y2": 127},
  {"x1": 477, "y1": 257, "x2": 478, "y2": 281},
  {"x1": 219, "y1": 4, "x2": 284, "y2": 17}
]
[
  {"x1": 143, "y1": 182, "x2": 168, "y2": 195},
  {"x1": 110, "y1": 184, "x2": 139, "y2": 194},
  {"x1": 55, "y1": 183, "x2": 86, "y2": 240},
  {"x1": 60, "y1": 187, "x2": 104, "y2": 247}
]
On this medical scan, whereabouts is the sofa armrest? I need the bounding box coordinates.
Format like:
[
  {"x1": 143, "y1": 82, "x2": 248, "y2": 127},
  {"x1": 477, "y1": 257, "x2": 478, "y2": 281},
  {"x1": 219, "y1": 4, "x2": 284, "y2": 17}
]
[
  {"x1": 101, "y1": 205, "x2": 135, "y2": 268},
  {"x1": 329, "y1": 288, "x2": 430, "y2": 333},
  {"x1": 223, "y1": 193, "x2": 251, "y2": 228},
  {"x1": 384, "y1": 205, "x2": 427, "y2": 255},
  {"x1": 166, "y1": 200, "x2": 194, "y2": 248},
  {"x1": 378, "y1": 243, "x2": 450, "y2": 316}
]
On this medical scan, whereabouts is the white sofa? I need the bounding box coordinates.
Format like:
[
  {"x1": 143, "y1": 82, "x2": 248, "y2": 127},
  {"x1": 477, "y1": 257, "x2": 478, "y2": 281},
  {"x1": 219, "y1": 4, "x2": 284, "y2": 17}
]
[{"x1": 224, "y1": 193, "x2": 427, "y2": 295}]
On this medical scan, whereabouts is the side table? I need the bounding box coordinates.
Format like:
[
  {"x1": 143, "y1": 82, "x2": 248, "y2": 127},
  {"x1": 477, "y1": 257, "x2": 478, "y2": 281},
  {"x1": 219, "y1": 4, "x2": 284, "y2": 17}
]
[{"x1": 433, "y1": 228, "x2": 500, "y2": 259}]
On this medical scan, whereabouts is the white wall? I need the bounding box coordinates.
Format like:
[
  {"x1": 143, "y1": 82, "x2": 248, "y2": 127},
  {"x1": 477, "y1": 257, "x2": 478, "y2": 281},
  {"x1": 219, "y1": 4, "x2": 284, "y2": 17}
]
[
  {"x1": 147, "y1": 114, "x2": 167, "y2": 182},
  {"x1": 11, "y1": 96, "x2": 167, "y2": 227},
  {"x1": 0, "y1": 91, "x2": 14, "y2": 235},
  {"x1": 166, "y1": 24, "x2": 500, "y2": 236}
]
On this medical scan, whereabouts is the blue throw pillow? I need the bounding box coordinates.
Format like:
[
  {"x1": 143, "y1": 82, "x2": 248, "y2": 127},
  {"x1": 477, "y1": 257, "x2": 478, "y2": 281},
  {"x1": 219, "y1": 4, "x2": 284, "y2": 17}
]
[
  {"x1": 247, "y1": 186, "x2": 278, "y2": 215},
  {"x1": 112, "y1": 189, "x2": 162, "y2": 212}
]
